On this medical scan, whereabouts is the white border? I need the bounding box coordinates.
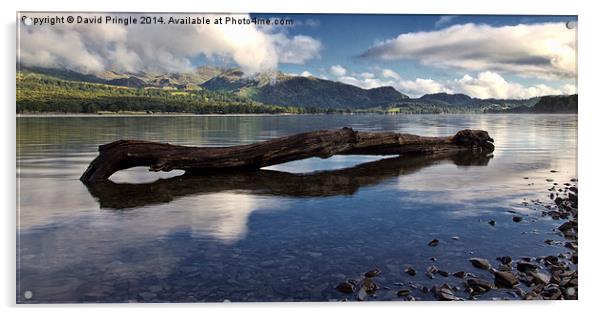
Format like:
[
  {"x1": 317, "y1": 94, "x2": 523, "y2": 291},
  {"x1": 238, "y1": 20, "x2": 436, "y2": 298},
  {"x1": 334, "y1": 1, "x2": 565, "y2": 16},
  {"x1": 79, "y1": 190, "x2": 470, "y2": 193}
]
[{"x1": 3, "y1": 0, "x2": 601, "y2": 315}]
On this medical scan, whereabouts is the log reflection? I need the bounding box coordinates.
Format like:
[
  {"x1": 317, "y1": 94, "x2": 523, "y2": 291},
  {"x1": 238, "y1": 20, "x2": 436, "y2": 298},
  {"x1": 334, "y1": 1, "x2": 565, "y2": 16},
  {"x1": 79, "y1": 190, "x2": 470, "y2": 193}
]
[{"x1": 85, "y1": 151, "x2": 493, "y2": 210}]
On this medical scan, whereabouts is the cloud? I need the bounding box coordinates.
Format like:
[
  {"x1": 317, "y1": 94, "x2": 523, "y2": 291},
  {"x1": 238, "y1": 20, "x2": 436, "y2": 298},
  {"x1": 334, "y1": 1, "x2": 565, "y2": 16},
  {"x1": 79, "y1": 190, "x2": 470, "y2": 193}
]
[
  {"x1": 451, "y1": 71, "x2": 574, "y2": 99},
  {"x1": 300, "y1": 70, "x2": 313, "y2": 77},
  {"x1": 19, "y1": 13, "x2": 321, "y2": 74},
  {"x1": 360, "y1": 22, "x2": 576, "y2": 80},
  {"x1": 330, "y1": 68, "x2": 575, "y2": 99},
  {"x1": 272, "y1": 34, "x2": 322, "y2": 64},
  {"x1": 329, "y1": 64, "x2": 347, "y2": 77},
  {"x1": 435, "y1": 15, "x2": 458, "y2": 27}
]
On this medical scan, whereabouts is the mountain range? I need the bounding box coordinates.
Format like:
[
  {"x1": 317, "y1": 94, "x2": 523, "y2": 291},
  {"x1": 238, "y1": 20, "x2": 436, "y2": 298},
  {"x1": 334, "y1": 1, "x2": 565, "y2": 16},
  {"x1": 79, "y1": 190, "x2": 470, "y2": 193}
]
[{"x1": 18, "y1": 66, "x2": 576, "y2": 113}]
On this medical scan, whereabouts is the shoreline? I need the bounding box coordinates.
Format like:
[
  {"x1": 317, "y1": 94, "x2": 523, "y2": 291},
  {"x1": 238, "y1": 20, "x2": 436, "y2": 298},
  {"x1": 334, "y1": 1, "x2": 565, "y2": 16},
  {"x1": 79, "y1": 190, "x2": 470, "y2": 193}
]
[
  {"x1": 16, "y1": 112, "x2": 579, "y2": 118},
  {"x1": 334, "y1": 175, "x2": 578, "y2": 301}
]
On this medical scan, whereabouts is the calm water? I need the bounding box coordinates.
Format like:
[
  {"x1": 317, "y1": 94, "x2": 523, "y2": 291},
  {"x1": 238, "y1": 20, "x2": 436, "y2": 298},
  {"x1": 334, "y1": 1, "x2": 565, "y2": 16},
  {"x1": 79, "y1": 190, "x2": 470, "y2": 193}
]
[{"x1": 16, "y1": 114, "x2": 577, "y2": 303}]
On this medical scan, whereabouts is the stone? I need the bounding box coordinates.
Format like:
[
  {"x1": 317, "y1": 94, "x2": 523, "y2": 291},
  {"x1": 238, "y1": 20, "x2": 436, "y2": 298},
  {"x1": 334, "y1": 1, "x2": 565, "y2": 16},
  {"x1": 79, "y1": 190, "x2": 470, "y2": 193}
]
[
  {"x1": 467, "y1": 278, "x2": 494, "y2": 293},
  {"x1": 404, "y1": 266, "x2": 416, "y2": 276},
  {"x1": 494, "y1": 270, "x2": 519, "y2": 288},
  {"x1": 428, "y1": 239, "x2": 439, "y2": 247},
  {"x1": 364, "y1": 268, "x2": 381, "y2": 278},
  {"x1": 335, "y1": 282, "x2": 355, "y2": 294},
  {"x1": 469, "y1": 258, "x2": 491, "y2": 270},
  {"x1": 517, "y1": 261, "x2": 539, "y2": 272},
  {"x1": 397, "y1": 289, "x2": 411, "y2": 297},
  {"x1": 530, "y1": 271, "x2": 551, "y2": 285}
]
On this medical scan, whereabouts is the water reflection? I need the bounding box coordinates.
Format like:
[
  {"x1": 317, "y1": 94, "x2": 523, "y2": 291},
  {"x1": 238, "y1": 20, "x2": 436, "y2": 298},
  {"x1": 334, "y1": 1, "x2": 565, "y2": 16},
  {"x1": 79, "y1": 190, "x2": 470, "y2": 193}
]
[
  {"x1": 17, "y1": 114, "x2": 577, "y2": 303},
  {"x1": 86, "y1": 151, "x2": 493, "y2": 210}
]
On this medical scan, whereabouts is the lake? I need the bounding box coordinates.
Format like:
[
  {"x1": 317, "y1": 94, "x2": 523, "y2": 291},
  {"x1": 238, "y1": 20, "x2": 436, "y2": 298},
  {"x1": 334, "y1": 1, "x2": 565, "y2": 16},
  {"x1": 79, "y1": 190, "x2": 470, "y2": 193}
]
[{"x1": 16, "y1": 114, "x2": 577, "y2": 303}]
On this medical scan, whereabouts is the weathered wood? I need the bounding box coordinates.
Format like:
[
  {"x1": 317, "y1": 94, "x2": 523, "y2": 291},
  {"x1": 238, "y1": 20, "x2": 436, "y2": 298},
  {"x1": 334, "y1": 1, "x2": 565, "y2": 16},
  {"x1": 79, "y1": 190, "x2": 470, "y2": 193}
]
[{"x1": 80, "y1": 127, "x2": 494, "y2": 183}]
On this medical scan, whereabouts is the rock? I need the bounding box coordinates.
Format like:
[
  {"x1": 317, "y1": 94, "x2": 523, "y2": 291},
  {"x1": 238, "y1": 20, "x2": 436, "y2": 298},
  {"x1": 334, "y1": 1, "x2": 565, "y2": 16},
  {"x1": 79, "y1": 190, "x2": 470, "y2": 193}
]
[
  {"x1": 469, "y1": 258, "x2": 491, "y2": 270},
  {"x1": 362, "y1": 277, "x2": 378, "y2": 294},
  {"x1": 558, "y1": 221, "x2": 575, "y2": 232},
  {"x1": 494, "y1": 270, "x2": 519, "y2": 288},
  {"x1": 404, "y1": 267, "x2": 416, "y2": 276},
  {"x1": 428, "y1": 239, "x2": 439, "y2": 247},
  {"x1": 488, "y1": 220, "x2": 496, "y2": 226},
  {"x1": 357, "y1": 287, "x2": 368, "y2": 301},
  {"x1": 437, "y1": 270, "x2": 450, "y2": 277},
  {"x1": 452, "y1": 271, "x2": 466, "y2": 278},
  {"x1": 569, "y1": 193, "x2": 578, "y2": 204},
  {"x1": 550, "y1": 170, "x2": 558, "y2": 173},
  {"x1": 427, "y1": 265, "x2": 439, "y2": 274},
  {"x1": 435, "y1": 286, "x2": 459, "y2": 301},
  {"x1": 467, "y1": 278, "x2": 494, "y2": 293},
  {"x1": 397, "y1": 289, "x2": 411, "y2": 297},
  {"x1": 497, "y1": 256, "x2": 512, "y2": 265},
  {"x1": 512, "y1": 216, "x2": 523, "y2": 223},
  {"x1": 451, "y1": 236, "x2": 460, "y2": 240},
  {"x1": 364, "y1": 268, "x2": 381, "y2": 278},
  {"x1": 517, "y1": 261, "x2": 539, "y2": 272},
  {"x1": 335, "y1": 282, "x2": 355, "y2": 294},
  {"x1": 530, "y1": 271, "x2": 551, "y2": 285}
]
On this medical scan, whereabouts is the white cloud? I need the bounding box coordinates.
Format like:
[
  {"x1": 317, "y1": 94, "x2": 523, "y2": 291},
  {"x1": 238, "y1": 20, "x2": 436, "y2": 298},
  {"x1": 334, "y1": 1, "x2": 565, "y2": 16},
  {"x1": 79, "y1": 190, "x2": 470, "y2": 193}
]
[
  {"x1": 381, "y1": 68, "x2": 401, "y2": 80},
  {"x1": 397, "y1": 78, "x2": 451, "y2": 96},
  {"x1": 19, "y1": 13, "x2": 321, "y2": 74},
  {"x1": 329, "y1": 64, "x2": 347, "y2": 77},
  {"x1": 331, "y1": 67, "x2": 575, "y2": 99},
  {"x1": 300, "y1": 70, "x2": 313, "y2": 77},
  {"x1": 451, "y1": 71, "x2": 574, "y2": 99},
  {"x1": 361, "y1": 22, "x2": 576, "y2": 80},
  {"x1": 272, "y1": 34, "x2": 322, "y2": 64},
  {"x1": 435, "y1": 15, "x2": 458, "y2": 27}
]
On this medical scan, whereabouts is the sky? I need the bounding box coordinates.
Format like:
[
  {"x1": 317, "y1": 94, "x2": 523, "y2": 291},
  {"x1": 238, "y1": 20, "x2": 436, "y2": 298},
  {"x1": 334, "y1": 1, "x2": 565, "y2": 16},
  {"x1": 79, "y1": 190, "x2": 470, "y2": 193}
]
[{"x1": 18, "y1": 13, "x2": 577, "y2": 99}]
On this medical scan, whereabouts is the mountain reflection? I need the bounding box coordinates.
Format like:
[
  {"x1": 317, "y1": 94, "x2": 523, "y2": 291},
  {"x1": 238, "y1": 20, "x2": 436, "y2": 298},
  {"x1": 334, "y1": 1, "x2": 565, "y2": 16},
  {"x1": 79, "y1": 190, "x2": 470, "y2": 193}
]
[{"x1": 85, "y1": 151, "x2": 493, "y2": 210}]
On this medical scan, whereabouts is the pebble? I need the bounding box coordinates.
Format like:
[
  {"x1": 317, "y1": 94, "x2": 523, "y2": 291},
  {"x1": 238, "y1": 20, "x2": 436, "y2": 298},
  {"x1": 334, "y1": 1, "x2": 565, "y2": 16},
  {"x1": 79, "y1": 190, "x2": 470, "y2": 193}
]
[
  {"x1": 428, "y1": 239, "x2": 439, "y2": 247},
  {"x1": 364, "y1": 268, "x2": 381, "y2": 278},
  {"x1": 404, "y1": 267, "x2": 416, "y2": 276}
]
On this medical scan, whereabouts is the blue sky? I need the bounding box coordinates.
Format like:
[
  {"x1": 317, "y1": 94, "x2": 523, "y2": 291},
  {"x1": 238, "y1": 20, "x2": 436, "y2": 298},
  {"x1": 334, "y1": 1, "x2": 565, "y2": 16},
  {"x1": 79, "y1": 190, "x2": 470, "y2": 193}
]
[
  {"x1": 247, "y1": 14, "x2": 577, "y2": 98},
  {"x1": 20, "y1": 13, "x2": 577, "y2": 99}
]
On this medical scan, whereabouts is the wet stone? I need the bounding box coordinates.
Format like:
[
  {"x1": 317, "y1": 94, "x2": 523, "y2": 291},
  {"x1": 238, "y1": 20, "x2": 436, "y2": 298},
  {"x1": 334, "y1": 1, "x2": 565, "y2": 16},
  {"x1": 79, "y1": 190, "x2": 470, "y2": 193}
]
[
  {"x1": 364, "y1": 268, "x2": 381, "y2": 278},
  {"x1": 494, "y1": 270, "x2": 519, "y2": 288},
  {"x1": 512, "y1": 216, "x2": 523, "y2": 223},
  {"x1": 335, "y1": 282, "x2": 355, "y2": 294},
  {"x1": 469, "y1": 258, "x2": 491, "y2": 270},
  {"x1": 397, "y1": 289, "x2": 411, "y2": 297},
  {"x1": 517, "y1": 261, "x2": 539, "y2": 272},
  {"x1": 428, "y1": 239, "x2": 439, "y2": 247},
  {"x1": 404, "y1": 267, "x2": 416, "y2": 276},
  {"x1": 467, "y1": 278, "x2": 494, "y2": 293},
  {"x1": 452, "y1": 271, "x2": 466, "y2": 278}
]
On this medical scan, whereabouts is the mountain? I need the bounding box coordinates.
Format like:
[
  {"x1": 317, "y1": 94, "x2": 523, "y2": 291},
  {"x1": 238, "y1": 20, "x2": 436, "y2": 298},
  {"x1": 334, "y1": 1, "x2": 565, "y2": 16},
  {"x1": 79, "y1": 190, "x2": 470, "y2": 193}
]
[
  {"x1": 200, "y1": 70, "x2": 409, "y2": 109},
  {"x1": 17, "y1": 66, "x2": 575, "y2": 114},
  {"x1": 419, "y1": 93, "x2": 473, "y2": 105},
  {"x1": 20, "y1": 65, "x2": 223, "y2": 89}
]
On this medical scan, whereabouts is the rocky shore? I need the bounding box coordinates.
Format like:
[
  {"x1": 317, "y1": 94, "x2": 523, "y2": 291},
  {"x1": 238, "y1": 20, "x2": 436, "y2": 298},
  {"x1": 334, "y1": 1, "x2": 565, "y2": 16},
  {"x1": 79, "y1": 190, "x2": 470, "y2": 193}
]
[{"x1": 335, "y1": 175, "x2": 578, "y2": 301}]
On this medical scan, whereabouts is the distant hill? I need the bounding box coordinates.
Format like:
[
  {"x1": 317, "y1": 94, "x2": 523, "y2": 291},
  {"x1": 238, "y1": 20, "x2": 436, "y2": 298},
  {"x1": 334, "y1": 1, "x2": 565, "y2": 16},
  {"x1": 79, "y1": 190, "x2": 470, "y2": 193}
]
[
  {"x1": 420, "y1": 93, "x2": 473, "y2": 105},
  {"x1": 488, "y1": 95, "x2": 577, "y2": 113},
  {"x1": 201, "y1": 71, "x2": 409, "y2": 109},
  {"x1": 17, "y1": 66, "x2": 576, "y2": 114}
]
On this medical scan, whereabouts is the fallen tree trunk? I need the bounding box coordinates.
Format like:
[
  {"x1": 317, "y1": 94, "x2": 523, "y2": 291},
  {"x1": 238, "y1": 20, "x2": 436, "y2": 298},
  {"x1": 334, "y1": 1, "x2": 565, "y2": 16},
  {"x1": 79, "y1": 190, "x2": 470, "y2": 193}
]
[{"x1": 80, "y1": 127, "x2": 494, "y2": 183}]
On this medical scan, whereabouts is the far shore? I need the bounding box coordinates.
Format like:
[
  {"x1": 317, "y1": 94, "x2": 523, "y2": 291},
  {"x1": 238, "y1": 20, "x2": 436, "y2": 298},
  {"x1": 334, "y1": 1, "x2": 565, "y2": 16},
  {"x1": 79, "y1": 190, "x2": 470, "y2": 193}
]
[{"x1": 16, "y1": 112, "x2": 577, "y2": 117}]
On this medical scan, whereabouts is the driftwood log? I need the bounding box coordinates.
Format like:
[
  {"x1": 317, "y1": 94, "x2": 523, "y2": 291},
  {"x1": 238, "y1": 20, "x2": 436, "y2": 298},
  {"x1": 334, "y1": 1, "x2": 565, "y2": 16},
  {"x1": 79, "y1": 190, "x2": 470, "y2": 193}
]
[
  {"x1": 85, "y1": 151, "x2": 493, "y2": 209},
  {"x1": 80, "y1": 127, "x2": 494, "y2": 184}
]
